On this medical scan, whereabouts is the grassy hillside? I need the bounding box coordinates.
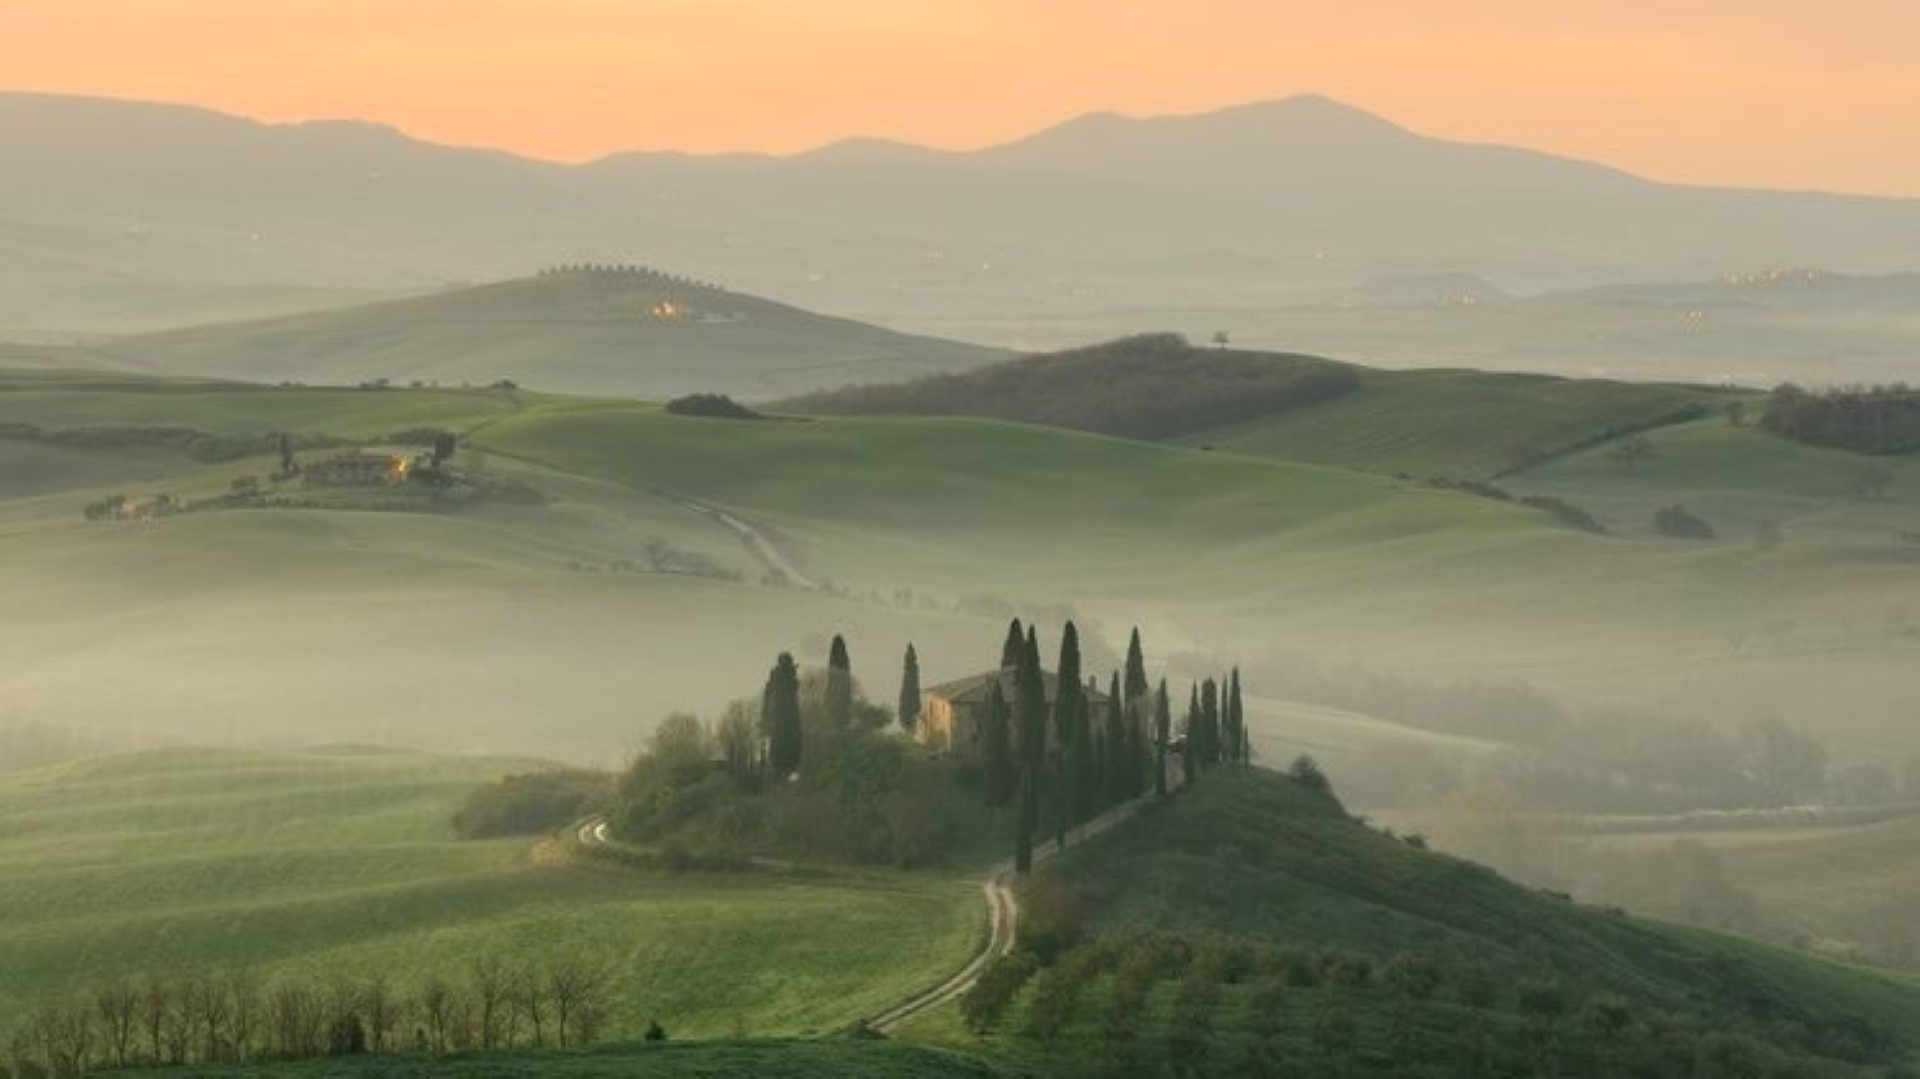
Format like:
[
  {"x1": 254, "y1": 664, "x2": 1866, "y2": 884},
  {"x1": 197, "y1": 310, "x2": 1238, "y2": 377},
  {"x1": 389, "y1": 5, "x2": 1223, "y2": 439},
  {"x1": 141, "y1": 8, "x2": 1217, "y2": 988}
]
[
  {"x1": 86, "y1": 268, "x2": 1007, "y2": 399},
  {"x1": 1192, "y1": 367, "x2": 1728, "y2": 478},
  {"x1": 0, "y1": 747, "x2": 981, "y2": 1038},
  {"x1": 904, "y1": 769, "x2": 1920, "y2": 1076},
  {"x1": 773, "y1": 336, "x2": 1729, "y2": 479}
]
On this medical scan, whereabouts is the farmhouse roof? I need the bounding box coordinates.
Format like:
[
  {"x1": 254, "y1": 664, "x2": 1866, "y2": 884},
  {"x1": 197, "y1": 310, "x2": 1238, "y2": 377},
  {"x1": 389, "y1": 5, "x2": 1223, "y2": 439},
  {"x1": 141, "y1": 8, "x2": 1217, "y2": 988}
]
[{"x1": 925, "y1": 668, "x2": 1110, "y2": 707}]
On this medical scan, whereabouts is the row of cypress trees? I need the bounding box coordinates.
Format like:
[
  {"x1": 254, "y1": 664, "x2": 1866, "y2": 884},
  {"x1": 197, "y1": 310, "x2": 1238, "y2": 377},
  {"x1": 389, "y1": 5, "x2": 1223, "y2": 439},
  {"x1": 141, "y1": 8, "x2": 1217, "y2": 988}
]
[
  {"x1": 969, "y1": 619, "x2": 1246, "y2": 872},
  {"x1": 754, "y1": 623, "x2": 1245, "y2": 873}
]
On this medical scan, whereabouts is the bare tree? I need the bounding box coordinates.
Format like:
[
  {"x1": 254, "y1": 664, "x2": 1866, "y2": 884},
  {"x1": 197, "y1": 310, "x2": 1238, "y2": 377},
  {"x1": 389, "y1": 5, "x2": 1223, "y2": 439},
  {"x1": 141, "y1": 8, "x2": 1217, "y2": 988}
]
[
  {"x1": 227, "y1": 970, "x2": 260, "y2": 1063},
  {"x1": 137, "y1": 976, "x2": 168, "y2": 1065},
  {"x1": 420, "y1": 976, "x2": 456, "y2": 1054},
  {"x1": 472, "y1": 956, "x2": 509, "y2": 1049},
  {"x1": 93, "y1": 979, "x2": 138, "y2": 1068},
  {"x1": 190, "y1": 973, "x2": 233, "y2": 1063},
  {"x1": 362, "y1": 975, "x2": 398, "y2": 1054},
  {"x1": 32, "y1": 997, "x2": 95, "y2": 1078},
  {"x1": 548, "y1": 961, "x2": 610, "y2": 1049},
  {"x1": 513, "y1": 967, "x2": 549, "y2": 1048}
]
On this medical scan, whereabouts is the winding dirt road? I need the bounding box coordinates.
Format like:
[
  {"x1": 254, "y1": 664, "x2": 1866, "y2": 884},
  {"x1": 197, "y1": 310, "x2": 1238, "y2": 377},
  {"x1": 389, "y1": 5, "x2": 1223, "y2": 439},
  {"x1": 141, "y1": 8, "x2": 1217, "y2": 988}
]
[{"x1": 573, "y1": 796, "x2": 1149, "y2": 1034}]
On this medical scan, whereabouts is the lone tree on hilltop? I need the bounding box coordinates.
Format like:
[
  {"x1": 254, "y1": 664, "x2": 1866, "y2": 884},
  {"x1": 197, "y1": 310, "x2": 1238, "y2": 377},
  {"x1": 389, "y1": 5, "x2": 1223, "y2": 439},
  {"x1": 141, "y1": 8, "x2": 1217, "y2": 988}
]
[
  {"x1": 763, "y1": 653, "x2": 803, "y2": 777},
  {"x1": 897, "y1": 643, "x2": 922, "y2": 733}
]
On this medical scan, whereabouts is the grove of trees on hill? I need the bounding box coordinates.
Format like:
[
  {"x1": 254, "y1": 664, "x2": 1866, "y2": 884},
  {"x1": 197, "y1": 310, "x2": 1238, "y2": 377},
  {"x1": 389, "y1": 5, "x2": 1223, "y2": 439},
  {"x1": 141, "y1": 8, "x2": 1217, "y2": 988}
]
[
  {"x1": 603, "y1": 621, "x2": 1246, "y2": 872},
  {"x1": 1764, "y1": 382, "x2": 1920, "y2": 454}
]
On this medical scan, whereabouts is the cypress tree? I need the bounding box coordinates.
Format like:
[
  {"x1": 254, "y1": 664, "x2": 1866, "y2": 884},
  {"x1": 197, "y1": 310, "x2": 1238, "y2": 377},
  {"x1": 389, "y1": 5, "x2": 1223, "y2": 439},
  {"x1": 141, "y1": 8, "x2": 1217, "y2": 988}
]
[
  {"x1": 826, "y1": 635, "x2": 853, "y2": 730},
  {"x1": 1227, "y1": 668, "x2": 1245, "y2": 766},
  {"x1": 1014, "y1": 628, "x2": 1047, "y2": 873},
  {"x1": 1124, "y1": 628, "x2": 1149, "y2": 706},
  {"x1": 1001, "y1": 618, "x2": 1026, "y2": 671},
  {"x1": 1183, "y1": 685, "x2": 1202, "y2": 786},
  {"x1": 1053, "y1": 622, "x2": 1083, "y2": 750},
  {"x1": 1153, "y1": 680, "x2": 1171, "y2": 797},
  {"x1": 982, "y1": 680, "x2": 1015, "y2": 810},
  {"x1": 897, "y1": 644, "x2": 922, "y2": 733},
  {"x1": 1104, "y1": 672, "x2": 1128, "y2": 807},
  {"x1": 765, "y1": 652, "x2": 803, "y2": 777},
  {"x1": 1051, "y1": 624, "x2": 1085, "y2": 845},
  {"x1": 1200, "y1": 678, "x2": 1221, "y2": 769},
  {"x1": 1070, "y1": 692, "x2": 1096, "y2": 824}
]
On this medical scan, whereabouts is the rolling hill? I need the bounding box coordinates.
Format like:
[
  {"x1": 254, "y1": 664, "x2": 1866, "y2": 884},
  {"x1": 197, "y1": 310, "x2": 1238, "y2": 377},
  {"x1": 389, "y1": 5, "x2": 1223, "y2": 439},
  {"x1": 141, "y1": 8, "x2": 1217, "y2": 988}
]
[
  {"x1": 79, "y1": 267, "x2": 1008, "y2": 398},
  {"x1": 904, "y1": 769, "x2": 1920, "y2": 1076},
  {"x1": 779, "y1": 334, "x2": 1731, "y2": 478}
]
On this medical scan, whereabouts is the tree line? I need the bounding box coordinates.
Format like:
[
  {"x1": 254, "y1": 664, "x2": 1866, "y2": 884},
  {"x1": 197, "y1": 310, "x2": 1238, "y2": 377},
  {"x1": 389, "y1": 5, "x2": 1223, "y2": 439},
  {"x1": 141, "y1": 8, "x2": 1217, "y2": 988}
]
[
  {"x1": 1763, "y1": 382, "x2": 1920, "y2": 454},
  {"x1": 968, "y1": 620, "x2": 1247, "y2": 873},
  {"x1": 5, "y1": 958, "x2": 628, "y2": 1078}
]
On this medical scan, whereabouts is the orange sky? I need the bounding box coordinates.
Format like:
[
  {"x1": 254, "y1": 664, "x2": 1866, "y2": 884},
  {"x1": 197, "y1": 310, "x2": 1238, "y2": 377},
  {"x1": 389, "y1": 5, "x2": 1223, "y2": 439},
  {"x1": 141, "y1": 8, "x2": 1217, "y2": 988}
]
[{"x1": 5, "y1": 0, "x2": 1918, "y2": 195}]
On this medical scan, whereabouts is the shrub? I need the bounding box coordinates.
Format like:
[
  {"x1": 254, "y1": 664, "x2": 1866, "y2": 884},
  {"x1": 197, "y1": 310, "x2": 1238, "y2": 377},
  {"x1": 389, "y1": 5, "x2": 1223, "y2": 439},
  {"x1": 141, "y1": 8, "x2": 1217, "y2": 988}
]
[
  {"x1": 451, "y1": 771, "x2": 612, "y2": 839},
  {"x1": 665, "y1": 394, "x2": 767, "y2": 420},
  {"x1": 959, "y1": 952, "x2": 1038, "y2": 1034},
  {"x1": 1654, "y1": 504, "x2": 1716, "y2": 540},
  {"x1": 1521, "y1": 495, "x2": 1608, "y2": 534}
]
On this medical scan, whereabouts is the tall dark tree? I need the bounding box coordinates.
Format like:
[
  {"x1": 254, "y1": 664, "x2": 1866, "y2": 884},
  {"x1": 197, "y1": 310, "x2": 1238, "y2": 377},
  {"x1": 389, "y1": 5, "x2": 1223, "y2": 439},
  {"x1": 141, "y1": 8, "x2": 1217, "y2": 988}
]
[
  {"x1": 826, "y1": 635, "x2": 854, "y2": 730},
  {"x1": 1227, "y1": 669, "x2": 1246, "y2": 766},
  {"x1": 1053, "y1": 622, "x2": 1084, "y2": 750},
  {"x1": 1044, "y1": 625, "x2": 1085, "y2": 848},
  {"x1": 981, "y1": 680, "x2": 1015, "y2": 810},
  {"x1": 764, "y1": 653, "x2": 803, "y2": 777},
  {"x1": 1001, "y1": 618, "x2": 1026, "y2": 671},
  {"x1": 897, "y1": 644, "x2": 922, "y2": 733},
  {"x1": 1014, "y1": 628, "x2": 1047, "y2": 873},
  {"x1": 1182, "y1": 685, "x2": 1202, "y2": 786},
  {"x1": 1154, "y1": 680, "x2": 1171, "y2": 797},
  {"x1": 1069, "y1": 691, "x2": 1096, "y2": 824},
  {"x1": 1124, "y1": 628, "x2": 1149, "y2": 706},
  {"x1": 1199, "y1": 678, "x2": 1222, "y2": 770},
  {"x1": 1103, "y1": 672, "x2": 1129, "y2": 807}
]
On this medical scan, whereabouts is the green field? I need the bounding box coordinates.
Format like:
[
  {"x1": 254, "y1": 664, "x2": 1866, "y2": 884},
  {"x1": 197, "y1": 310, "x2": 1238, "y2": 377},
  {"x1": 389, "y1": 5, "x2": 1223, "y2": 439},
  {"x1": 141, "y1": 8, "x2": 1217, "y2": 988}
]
[
  {"x1": 0, "y1": 747, "x2": 981, "y2": 1038},
  {"x1": 1188, "y1": 367, "x2": 1729, "y2": 479}
]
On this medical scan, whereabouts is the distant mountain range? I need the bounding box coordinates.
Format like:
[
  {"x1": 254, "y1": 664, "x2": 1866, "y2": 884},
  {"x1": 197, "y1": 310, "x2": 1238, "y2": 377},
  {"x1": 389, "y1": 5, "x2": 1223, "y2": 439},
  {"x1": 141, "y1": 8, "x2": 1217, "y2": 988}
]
[{"x1": 3, "y1": 90, "x2": 1918, "y2": 382}]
